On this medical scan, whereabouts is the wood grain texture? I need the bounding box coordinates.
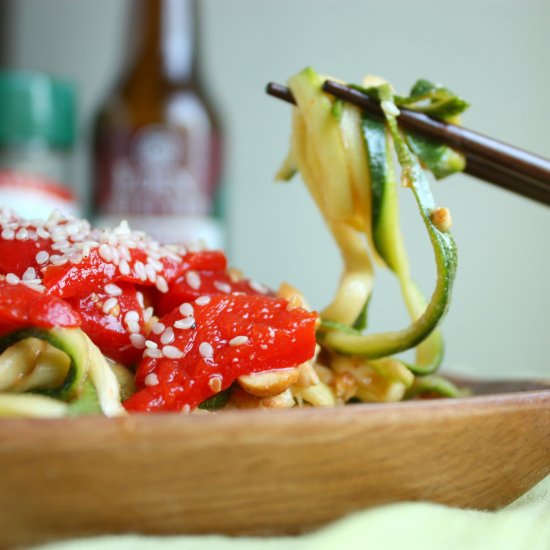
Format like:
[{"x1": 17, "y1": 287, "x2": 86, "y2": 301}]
[{"x1": 0, "y1": 386, "x2": 549, "y2": 548}]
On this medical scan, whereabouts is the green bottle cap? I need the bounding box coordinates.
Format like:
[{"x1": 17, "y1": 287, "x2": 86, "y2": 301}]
[{"x1": 0, "y1": 70, "x2": 76, "y2": 149}]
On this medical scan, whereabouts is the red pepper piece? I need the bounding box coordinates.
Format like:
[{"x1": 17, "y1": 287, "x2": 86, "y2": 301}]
[
  {"x1": 0, "y1": 280, "x2": 80, "y2": 336},
  {"x1": 154, "y1": 270, "x2": 271, "y2": 317},
  {"x1": 65, "y1": 283, "x2": 146, "y2": 365},
  {"x1": 123, "y1": 294, "x2": 318, "y2": 413},
  {"x1": 0, "y1": 235, "x2": 53, "y2": 278}
]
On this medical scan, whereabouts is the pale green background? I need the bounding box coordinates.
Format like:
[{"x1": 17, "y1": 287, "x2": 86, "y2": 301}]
[{"x1": 4, "y1": 0, "x2": 549, "y2": 379}]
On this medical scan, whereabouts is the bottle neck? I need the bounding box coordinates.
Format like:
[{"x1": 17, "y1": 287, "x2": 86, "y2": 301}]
[{"x1": 137, "y1": 0, "x2": 198, "y2": 83}]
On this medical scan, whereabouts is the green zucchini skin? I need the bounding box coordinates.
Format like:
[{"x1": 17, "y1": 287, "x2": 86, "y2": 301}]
[
  {"x1": 0, "y1": 327, "x2": 88, "y2": 401},
  {"x1": 323, "y1": 82, "x2": 458, "y2": 361}
]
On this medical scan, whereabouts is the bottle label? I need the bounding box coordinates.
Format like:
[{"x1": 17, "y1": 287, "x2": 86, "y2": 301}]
[
  {"x1": 95, "y1": 123, "x2": 223, "y2": 248},
  {"x1": 0, "y1": 169, "x2": 79, "y2": 218}
]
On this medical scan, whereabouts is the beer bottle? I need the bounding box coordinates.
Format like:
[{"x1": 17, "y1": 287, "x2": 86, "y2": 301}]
[{"x1": 92, "y1": 0, "x2": 224, "y2": 247}]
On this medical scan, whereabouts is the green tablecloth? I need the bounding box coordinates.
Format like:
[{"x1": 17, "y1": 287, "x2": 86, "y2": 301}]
[{"x1": 36, "y1": 474, "x2": 550, "y2": 550}]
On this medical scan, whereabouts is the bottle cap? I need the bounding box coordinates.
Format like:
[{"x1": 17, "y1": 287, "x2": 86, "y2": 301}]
[{"x1": 0, "y1": 70, "x2": 76, "y2": 149}]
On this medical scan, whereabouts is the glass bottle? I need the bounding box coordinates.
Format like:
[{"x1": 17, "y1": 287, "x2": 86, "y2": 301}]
[
  {"x1": 0, "y1": 70, "x2": 78, "y2": 218},
  {"x1": 92, "y1": 0, "x2": 224, "y2": 247}
]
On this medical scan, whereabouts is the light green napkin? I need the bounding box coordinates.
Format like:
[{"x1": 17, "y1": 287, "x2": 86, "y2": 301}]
[{"x1": 36, "y1": 475, "x2": 550, "y2": 550}]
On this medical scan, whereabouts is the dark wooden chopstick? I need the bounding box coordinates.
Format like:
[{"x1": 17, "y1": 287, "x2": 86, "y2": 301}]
[{"x1": 266, "y1": 81, "x2": 550, "y2": 206}]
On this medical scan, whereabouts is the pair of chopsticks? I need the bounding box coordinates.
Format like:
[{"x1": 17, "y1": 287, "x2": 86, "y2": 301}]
[{"x1": 266, "y1": 80, "x2": 550, "y2": 206}]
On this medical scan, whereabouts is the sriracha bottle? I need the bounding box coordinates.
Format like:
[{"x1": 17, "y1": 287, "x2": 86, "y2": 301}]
[{"x1": 92, "y1": 0, "x2": 224, "y2": 248}]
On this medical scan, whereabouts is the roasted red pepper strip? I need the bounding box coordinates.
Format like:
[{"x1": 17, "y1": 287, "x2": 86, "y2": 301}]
[
  {"x1": 124, "y1": 294, "x2": 318, "y2": 412},
  {"x1": 0, "y1": 279, "x2": 80, "y2": 336},
  {"x1": 65, "y1": 283, "x2": 146, "y2": 365}
]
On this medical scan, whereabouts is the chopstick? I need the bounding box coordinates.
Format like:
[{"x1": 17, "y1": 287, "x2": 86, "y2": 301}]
[{"x1": 266, "y1": 81, "x2": 550, "y2": 206}]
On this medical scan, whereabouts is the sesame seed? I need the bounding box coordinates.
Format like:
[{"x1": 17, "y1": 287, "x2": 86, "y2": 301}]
[
  {"x1": 136, "y1": 292, "x2": 145, "y2": 308},
  {"x1": 143, "y1": 348, "x2": 162, "y2": 359},
  {"x1": 143, "y1": 306, "x2": 154, "y2": 322},
  {"x1": 103, "y1": 297, "x2": 119, "y2": 315},
  {"x1": 148, "y1": 258, "x2": 163, "y2": 271},
  {"x1": 15, "y1": 228, "x2": 28, "y2": 240},
  {"x1": 130, "y1": 333, "x2": 146, "y2": 349},
  {"x1": 22, "y1": 282, "x2": 45, "y2": 293},
  {"x1": 145, "y1": 340, "x2": 158, "y2": 349},
  {"x1": 179, "y1": 303, "x2": 194, "y2": 317},
  {"x1": 174, "y1": 317, "x2": 196, "y2": 330},
  {"x1": 162, "y1": 345, "x2": 184, "y2": 359},
  {"x1": 186, "y1": 270, "x2": 201, "y2": 290},
  {"x1": 152, "y1": 322, "x2": 166, "y2": 335},
  {"x1": 144, "y1": 373, "x2": 159, "y2": 386},
  {"x1": 98, "y1": 244, "x2": 112, "y2": 262},
  {"x1": 134, "y1": 261, "x2": 146, "y2": 281},
  {"x1": 199, "y1": 342, "x2": 214, "y2": 359},
  {"x1": 155, "y1": 275, "x2": 168, "y2": 293},
  {"x1": 69, "y1": 253, "x2": 83, "y2": 264},
  {"x1": 181, "y1": 404, "x2": 191, "y2": 414},
  {"x1": 109, "y1": 246, "x2": 120, "y2": 265},
  {"x1": 22, "y1": 267, "x2": 36, "y2": 281},
  {"x1": 125, "y1": 310, "x2": 139, "y2": 324},
  {"x1": 104, "y1": 283, "x2": 122, "y2": 296},
  {"x1": 119, "y1": 260, "x2": 131, "y2": 276},
  {"x1": 229, "y1": 335, "x2": 250, "y2": 347},
  {"x1": 6, "y1": 273, "x2": 19, "y2": 284},
  {"x1": 249, "y1": 280, "x2": 269, "y2": 294},
  {"x1": 214, "y1": 281, "x2": 232, "y2": 294},
  {"x1": 195, "y1": 295, "x2": 211, "y2": 306},
  {"x1": 51, "y1": 240, "x2": 70, "y2": 251},
  {"x1": 119, "y1": 245, "x2": 131, "y2": 262},
  {"x1": 208, "y1": 375, "x2": 223, "y2": 393},
  {"x1": 145, "y1": 263, "x2": 157, "y2": 282},
  {"x1": 127, "y1": 321, "x2": 141, "y2": 334},
  {"x1": 160, "y1": 327, "x2": 175, "y2": 345},
  {"x1": 1, "y1": 228, "x2": 14, "y2": 240}
]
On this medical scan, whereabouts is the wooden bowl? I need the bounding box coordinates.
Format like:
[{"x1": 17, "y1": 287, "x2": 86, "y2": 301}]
[{"x1": 0, "y1": 377, "x2": 549, "y2": 549}]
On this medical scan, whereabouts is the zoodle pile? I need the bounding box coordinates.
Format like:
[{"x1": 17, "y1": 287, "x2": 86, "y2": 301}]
[{"x1": 0, "y1": 68, "x2": 468, "y2": 417}]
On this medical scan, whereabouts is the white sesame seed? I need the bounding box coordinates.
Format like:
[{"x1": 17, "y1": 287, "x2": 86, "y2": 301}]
[
  {"x1": 6, "y1": 273, "x2": 19, "y2": 284},
  {"x1": 103, "y1": 297, "x2": 119, "y2": 314},
  {"x1": 15, "y1": 228, "x2": 28, "y2": 240},
  {"x1": 145, "y1": 340, "x2": 158, "y2": 349},
  {"x1": 162, "y1": 345, "x2": 184, "y2": 359},
  {"x1": 148, "y1": 258, "x2": 163, "y2": 271},
  {"x1": 181, "y1": 404, "x2": 191, "y2": 414},
  {"x1": 186, "y1": 270, "x2": 201, "y2": 290},
  {"x1": 51, "y1": 240, "x2": 70, "y2": 251},
  {"x1": 104, "y1": 283, "x2": 122, "y2": 296},
  {"x1": 125, "y1": 310, "x2": 140, "y2": 324},
  {"x1": 143, "y1": 306, "x2": 154, "y2": 322},
  {"x1": 134, "y1": 261, "x2": 146, "y2": 281},
  {"x1": 22, "y1": 267, "x2": 36, "y2": 281},
  {"x1": 214, "y1": 281, "x2": 232, "y2": 294},
  {"x1": 119, "y1": 260, "x2": 131, "y2": 276},
  {"x1": 130, "y1": 333, "x2": 146, "y2": 349},
  {"x1": 155, "y1": 275, "x2": 169, "y2": 293},
  {"x1": 249, "y1": 280, "x2": 269, "y2": 294},
  {"x1": 127, "y1": 321, "x2": 141, "y2": 334},
  {"x1": 160, "y1": 327, "x2": 175, "y2": 345},
  {"x1": 179, "y1": 303, "x2": 194, "y2": 317},
  {"x1": 109, "y1": 246, "x2": 120, "y2": 265},
  {"x1": 143, "y1": 348, "x2": 162, "y2": 359},
  {"x1": 199, "y1": 342, "x2": 214, "y2": 359},
  {"x1": 1, "y1": 228, "x2": 14, "y2": 240},
  {"x1": 136, "y1": 291, "x2": 145, "y2": 308},
  {"x1": 37, "y1": 227, "x2": 50, "y2": 239},
  {"x1": 119, "y1": 245, "x2": 131, "y2": 262},
  {"x1": 229, "y1": 335, "x2": 250, "y2": 347},
  {"x1": 69, "y1": 253, "x2": 83, "y2": 264},
  {"x1": 50, "y1": 254, "x2": 68, "y2": 266},
  {"x1": 152, "y1": 322, "x2": 166, "y2": 335},
  {"x1": 144, "y1": 373, "x2": 159, "y2": 386},
  {"x1": 22, "y1": 282, "x2": 45, "y2": 293},
  {"x1": 174, "y1": 317, "x2": 196, "y2": 330},
  {"x1": 195, "y1": 295, "x2": 211, "y2": 306},
  {"x1": 145, "y1": 263, "x2": 157, "y2": 282},
  {"x1": 98, "y1": 244, "x2": 112, "y2": 262}
]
